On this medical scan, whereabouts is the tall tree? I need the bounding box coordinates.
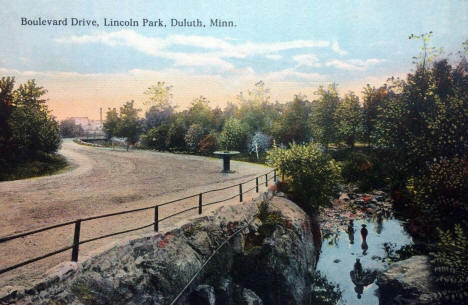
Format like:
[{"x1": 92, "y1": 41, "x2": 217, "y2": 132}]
[
  {"x1": 335, "y1": 92, "x2": 364, "y2": 148},
  {"x1": 310, "y1": 84, "x2": 340, "y2": 148},
  {"x1": 117, "y1": 101, "x2": 142, "y2": 150},
  {"x1": 103, "y1": 108, "x2": 120, "y2": 140},
  {"x1": 144, "y1": 82, "x2": 175, "y2": 130}
]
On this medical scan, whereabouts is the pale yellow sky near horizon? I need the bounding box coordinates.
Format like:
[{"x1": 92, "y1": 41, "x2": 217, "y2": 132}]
[{"x1": 35, "y1": 71, "x2": 401, "y2": 121}]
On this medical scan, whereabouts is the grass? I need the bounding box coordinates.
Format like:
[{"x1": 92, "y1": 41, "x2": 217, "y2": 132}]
[{"x1": 0, "y1": 153, "x2": 70, "y2": 181}]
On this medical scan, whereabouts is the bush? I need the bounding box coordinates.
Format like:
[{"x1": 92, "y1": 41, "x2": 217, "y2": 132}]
[
  {"x1": 219, "y1": 118, "x2": 248, "y2": 151},
  {"x1": 430, "y1": 224, "x2": 468, "y2": 304},
  {"x1": 248, "y1": 131, "x2": 271, "y2": 159},
  {"x1": 198, "y1": 133, "x2": 217, "y2": 154},
  {"x1": 141, "y1": 125, "x2": 170, "y2": 150},
  {"x1": 184, "y1": 123, "x2": 204, "y2": 152},
  {"x1": 267, "y1": 142, "x2": 341, "y2": 215},
  {"x1": 341, "y1": 151, "x2": 386, "y2": 191}
]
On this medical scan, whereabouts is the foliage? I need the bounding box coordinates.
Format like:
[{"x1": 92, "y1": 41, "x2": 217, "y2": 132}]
[
  {"x1": 144, "y1": 104, "x2": 174, "y2": 130},
  {"x1": 218, "y1": 117, "x2": 248, "y2": 151},
  {"x1": 198, "y1": 133, "x2": 217, "y2": 154},
  {"x1": 165, "y1": 115, "x2": 187, "y2": 151},
  {"x1": 184, "y1": 123, "x2": 204, "y2": 152},
  {"x1": 335, "y1": 92, "x2": 364, "y2": 148},
  {"x1": 0, "y1": 76, "x2": 15, "y2": 165},
  {"x1": 117, "y1": 101, "x2": 142, "y2": 149},
  {"x1": 309, "y1": 270, "x2": 343, "y2": 305},
  {"x1": 141, "y1": 124, "x2": 170, "y2": 150},
  {"x1": 310, "y1": 84, "x2": 340, "y2": 148},
  {"x1": 235, "y1": 81, "x2": 277, "y2": 133},
  {"x1": 143, "y1": 81, "x2": 173, "y2": 108},
  {"x1": 267, "y1": 142, "x2": 341, "y2": 214},
  {"x1": 248, "y1": 131, "x2": 271, "y2": 159},
  {"x1": 272, "y1": 95, "x2": 311, "y2": 145},
  {"x1": 0, "y1": 152, "x2": 68, "y2": 181},
  {"x1": 103, "y1": 108, "x2": 119, "y2": 140},
  {"x1": 430, "y1": 224, "x2": 468, "y2": 304},
  {"x1": 341, "y1": 151, "x2": 386, "y2": 191},
  {"x1": 59, "y1": 119, "x2": 84, "y2": 138},
  {"x1": 186, "y1": 96, "x2": 215, "y2": 130}
]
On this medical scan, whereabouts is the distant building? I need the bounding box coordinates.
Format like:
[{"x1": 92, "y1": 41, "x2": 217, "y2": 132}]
[{"x1": 67, "y1": 117, "x2": 103, "y2": 134}]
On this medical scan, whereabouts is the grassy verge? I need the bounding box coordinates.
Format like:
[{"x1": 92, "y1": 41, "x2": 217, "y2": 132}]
[{"x1": 0, "y1": 153, "x2": 70, "y2": 181}]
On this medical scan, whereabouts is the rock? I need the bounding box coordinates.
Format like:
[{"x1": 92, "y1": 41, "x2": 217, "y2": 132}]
[
  {"x1": 190, "y1": 285, "x2": 216, "y2": 305},
  {"x1": 333, "y1": 259, "x2": 341, "y2": 263},
  {"x1": 240, "y1": 288, "x2": 263, "y2": 305},
  {"x1": 377, "y1": 256, "x2": 435, "y2": 305},
  {"x1": 7, "y1": 196, "x2": 317, "y2": 305}
]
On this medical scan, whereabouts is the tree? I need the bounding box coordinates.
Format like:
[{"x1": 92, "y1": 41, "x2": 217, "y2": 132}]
[
  {"x1": 141, "y1": 124, "x2": 170, "y2": 150},
  {"x1": 117, "y1": 101, "x2": 142, "y2": 150},
  {"x1": 143, "y1": 82, "x2": 175, "y2": 130},
  {"x1": 335, "y1": 92, "x2": 364, "y2": 148},
  {"x1": 184, "y1": 123, "x2": 204, "y2": 152},
  {"x1": 103, "y1": 108, "x2": 119, "y2": 140},
  {"x1": 219, "y1": 118, "x2": 248, "y2": 151},
  {"x1": 0, "y1": 77, "x2": 16, "y2": 164},
  {"x1": 248, "y1": 131, "x2": 271, "y2": 159},
  {"x1": 9, "y1": 80, "x2": 61, "y2": 157},
  {"x1": 186, "y1": 96, "x2": 215, "y2": 130},
  {"x1": 166, "y1": 114, "x2": 187, "y2": 151},
  {"x1": 59, "y1": 119, "x2": 84, "y2": 138},
  {"x1": 236, "y1": 81, "x2": 276, "y2": 133},
  {"x1": 362, "y1": 84, "x2": 388, "y2": 146},
  {"x1": 267, "y1": 142, "x2": 341, "y2": 214},
  {"x1": 272, "y1": 95, "x2": 312, "y2": 145},
  {"x1": 310, "y1": 84, "x2": 340, "y2": 148}
]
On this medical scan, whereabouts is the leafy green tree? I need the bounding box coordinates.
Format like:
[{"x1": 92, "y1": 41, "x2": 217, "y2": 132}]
[
  {"x1": 272, "y1": 95, "x2": 312, "y2": 145},
  {"x1": 59, "y1": 119, "x2": 84, "y2": 138},
  {"x1": 362, "y1": 84, "x2": 388, "y2": 146},
  {"x1": 0, "y1": 77, "x2": 16, "y2": 165},
  {"x1": 267, "y1": 142, "x2": 341, "y2": 214},
  {"x1": 165, "y1": 114, "x2": 187, "y2": 151},
  {"x1": 117, "y1": 101, "x2": 142, "y2": 150},
  {"x1": 103, "y1": 108, "x2": 120, "y2": 140},
  {"x1": 219, "y1": 117, "x2": 248, "y2": 151},
  {"x1": 310, "y1": 84, "x2": 340, "y2": 149},
  {"x1": 335, "y1": 92, "x2": 364, "y2": 148},
  {"x1": 143, "y1": 82, "x2": 175, "y2": 130},
  {"x1": 236, "y1": 81, "x2": 276, "y2": 133},
  {"x1": 186, "y1": 96, "x2": 215, "y2": 130},
  {"x1": 10, "y1": 80, "x2": 61, "y2": 157},
  {"x1": 184, "y1": 123, "x2": 204, "y2": 152},
  {"x1": 141, "y1": 124, "x2": 170, "y2": 150}
]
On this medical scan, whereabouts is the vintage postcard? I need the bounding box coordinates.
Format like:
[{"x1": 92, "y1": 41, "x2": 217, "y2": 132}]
[{"x1": 0, "y1": 1, "x2": 467, "y2": 304}]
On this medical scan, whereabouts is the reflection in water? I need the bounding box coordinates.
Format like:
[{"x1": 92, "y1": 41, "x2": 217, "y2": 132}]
[
  {"x1": 375, "y1": 214, "x2": 383, "y2": 234},
  {"x1": 350, "y1": 258, "x2": 377, "y2": 299},
  {"x1": 347, "y1": 220, "x2": 355, "y2": 245},
  {"x1": 361, "y1": 224, "x2": 369, "y2": 255},
  {"x1": 317, "y1": 218, "x2": 413, "y2": 304}
]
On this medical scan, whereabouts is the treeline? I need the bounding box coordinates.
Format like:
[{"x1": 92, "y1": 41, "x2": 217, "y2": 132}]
[{"x1": 0, "y1": 77, "x2": 64, "y2": 180}]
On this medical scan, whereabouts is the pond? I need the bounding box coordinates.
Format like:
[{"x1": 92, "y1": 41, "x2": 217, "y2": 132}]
[{"x1": 316, "y1": 217, "x2": 413, "y2": 304}]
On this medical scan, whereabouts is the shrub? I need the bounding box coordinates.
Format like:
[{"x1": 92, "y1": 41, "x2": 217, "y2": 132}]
[
  {"x1": 198, "y1": 133, "x2": 217, "y2": 154},
  {"x1": 267, "y1": 142, "x2": 341, "y2": 215},
  {"x1": 248, "y1": 131, "x2": 271, "y2": 159},
  {"x1": 141, "y1": 124, "x2": 170, "y2": 150},
  {"x1": 219, "y1": 118, "x2": 248, "y2": 151},
  {"x1": 341, "y1": 151, "x2": 386, "y2": 191},
  {"x1": 184, "y1": 123, "x2": 204, "y2": 152},
  {"x1": 430, "y1": 224, "x2": 468, "y2": 304}
]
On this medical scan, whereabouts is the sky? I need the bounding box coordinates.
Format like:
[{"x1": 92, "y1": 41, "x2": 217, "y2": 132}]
[{"x1": 1, "y1": 0, "x2": 467, "y2": 120}]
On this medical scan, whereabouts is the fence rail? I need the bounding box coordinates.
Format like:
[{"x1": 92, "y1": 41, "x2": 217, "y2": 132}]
[{"x1": 0, "y1": 169, "x2": 278, "y2": 276}]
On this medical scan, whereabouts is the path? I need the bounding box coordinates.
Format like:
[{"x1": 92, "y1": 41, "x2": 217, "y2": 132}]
[{"x1": 0, "y1": 139, "x2": 272, "y2": 287}]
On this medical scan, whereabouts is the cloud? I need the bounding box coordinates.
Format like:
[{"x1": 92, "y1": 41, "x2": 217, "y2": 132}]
[
  {"x1": 265, "y1": 54, "x2": 282, "y2": 60},
  {"x1": 331, "y1": 41, "x2": 348, "y2": 56},
  {"x1": 292, "y1": 54, "x2": 321, "y2": 67},
  {"x1": 325, "y1": 58, "x2": 386, "y2": 71},
  {"x1": 56, "y1": 30, "x2": 331, "y2": 70},
  {"x1": 264, "y1": 68, "x2": 327, "y2": 82}
]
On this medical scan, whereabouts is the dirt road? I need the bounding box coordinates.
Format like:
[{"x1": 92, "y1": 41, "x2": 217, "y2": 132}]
[{"x1": 0, "y1": 139, "x2": 272, "y2": 287}]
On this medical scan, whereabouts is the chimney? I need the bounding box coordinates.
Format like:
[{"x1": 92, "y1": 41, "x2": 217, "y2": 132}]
[{"x1": 100, "y1": 107, "x2": 102, "y2": 123}]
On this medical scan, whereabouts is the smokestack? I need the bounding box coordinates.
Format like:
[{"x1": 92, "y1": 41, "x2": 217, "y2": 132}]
[{"x1": 100, "y1": 107, "x2": 102, "y2": 123}]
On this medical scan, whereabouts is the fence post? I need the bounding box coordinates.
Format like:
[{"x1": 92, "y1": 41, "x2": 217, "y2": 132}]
[
  {"x1": 199, "y1": 193, "x2": 203, "y2": 214},
  {"x1": 256, "y1": 177, "x2": 259, "y2": 193},
  {"x1": 274, "y1": 170, "x2": 277, "y2": 182},
  {"x1": 154, "y1": 206, "x2": 159, "y2": 232},
  {"x1": 239, "y1": 184, "x2": 243, "y2": 202},
  {"x1": 265, "y1": 174, "x2": 268, "y2": 187},
  {"x1": 71, "y1": 219, "x2": 81, "y2": 262}
]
